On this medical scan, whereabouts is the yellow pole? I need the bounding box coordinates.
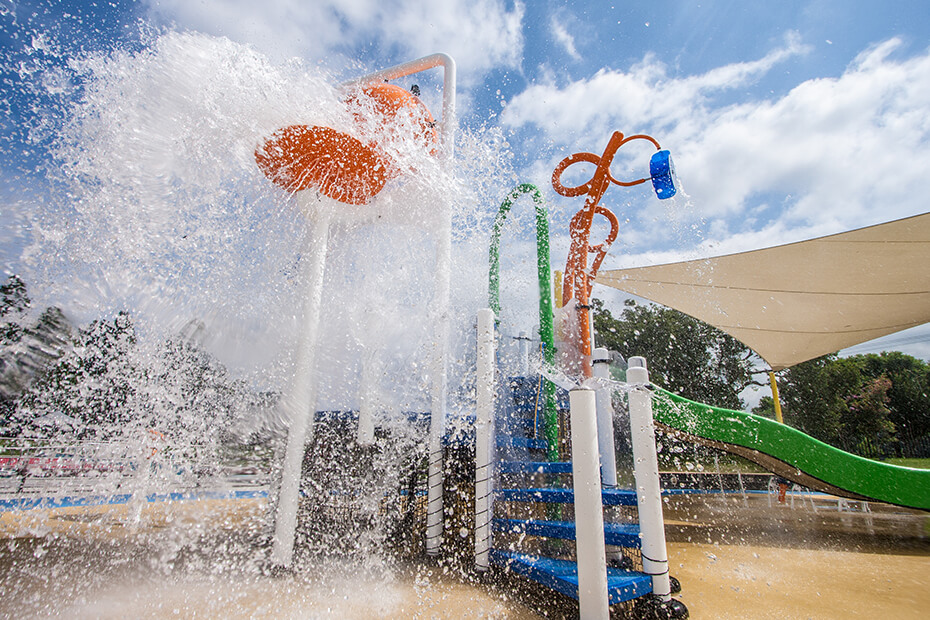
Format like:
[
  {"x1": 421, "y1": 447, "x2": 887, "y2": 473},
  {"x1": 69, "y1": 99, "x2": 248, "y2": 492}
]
[
  {"x1": 554, "y1": 270, "x2": 563, "y2": 308},
  {"x1": 768, "y1": 371, "x2": 784, "y2": 424}
]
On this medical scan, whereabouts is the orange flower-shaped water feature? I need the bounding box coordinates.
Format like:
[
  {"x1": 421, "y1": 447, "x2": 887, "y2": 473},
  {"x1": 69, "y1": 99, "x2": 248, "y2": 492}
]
[{"x1": 255, "y1": 83, "x2": 437, "y2": 205}]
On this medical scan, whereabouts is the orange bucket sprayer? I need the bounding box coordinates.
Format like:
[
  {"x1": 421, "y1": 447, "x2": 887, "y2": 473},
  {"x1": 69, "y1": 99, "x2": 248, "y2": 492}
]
[{"x1": 254, "y1": 82, "x2": 438, "y2": 204}]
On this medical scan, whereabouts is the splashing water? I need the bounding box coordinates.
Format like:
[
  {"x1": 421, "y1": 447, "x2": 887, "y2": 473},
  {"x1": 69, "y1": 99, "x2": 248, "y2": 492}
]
[{"x1": 2, "y1": 25, "x2": 521, "y2": 614}]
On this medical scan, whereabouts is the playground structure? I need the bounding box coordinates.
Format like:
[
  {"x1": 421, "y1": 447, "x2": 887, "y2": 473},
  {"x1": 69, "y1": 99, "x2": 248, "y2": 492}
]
[
  {"x1": 477, "y1": 130, "x2": 688, "y2": 617},
  {"x1": 249, "y1": 51, "x2": 693, "y2": 615},
  {"x1": 4, "y1": 44, "x2": 928, "y2": 618},
  {"x1": 652, "y1": 389, "x2": 930, "y2": 511},
  {"x1": 245, "y1": 53, "x2": 930, "y2": 617},
  {"x1": 253, "y1": 54, "x2": 457, "y2": 568}
]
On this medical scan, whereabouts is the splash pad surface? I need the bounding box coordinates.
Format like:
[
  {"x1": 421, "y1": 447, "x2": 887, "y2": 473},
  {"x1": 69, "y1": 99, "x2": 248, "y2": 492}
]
[
  {"x1": 0, "y1": 499, "x2": 539, "y2": 619},
  {"x1": 1, "y1": 496, "x2": 928, "y2": 619}
]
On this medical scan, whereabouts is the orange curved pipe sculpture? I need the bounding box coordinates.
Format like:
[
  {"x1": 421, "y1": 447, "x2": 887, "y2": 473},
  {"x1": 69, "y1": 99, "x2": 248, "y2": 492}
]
[
  {"x1": 552, "y1": 131, "x2": 662, "y2": 377},
  {"x1": 255, "y1": 83, "x2": 436, "y2": 205}
]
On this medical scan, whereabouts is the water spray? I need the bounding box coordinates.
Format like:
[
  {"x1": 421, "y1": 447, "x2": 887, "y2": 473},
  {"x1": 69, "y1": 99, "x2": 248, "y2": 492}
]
[{"x1": 253, "y1": 54, "x2": 457, "y2": 567}]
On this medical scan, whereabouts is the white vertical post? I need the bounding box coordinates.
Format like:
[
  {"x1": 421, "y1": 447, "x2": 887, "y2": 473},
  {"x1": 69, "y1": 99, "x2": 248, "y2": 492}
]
[
  {"x1": 516, "y1": 331, "x2": 530, "y2": 376},
  {"x1": 592, "y1": 347, "x2": 618, "y2": 487},
  {"x1": 357, "y1": 349, "x2": 376, "y2": 445},
  {"x1": 569, "y1": 387, "x2": 610, "y2": 620},
  {"x1": 474, "y1": 308, "x2": 496, "y2": 571},
  {"x1": 627, "y1": 357, "x2": 671, "y2": 600},
  {"x1": 270, "y1": 201, "x2": 330, "y2": 568},
  {"x1": 426, "y1": 184, "x2": 452, "y2": 558},
  {"x1": 341, "y1": 52, "x2": 457, "y2": 559}
]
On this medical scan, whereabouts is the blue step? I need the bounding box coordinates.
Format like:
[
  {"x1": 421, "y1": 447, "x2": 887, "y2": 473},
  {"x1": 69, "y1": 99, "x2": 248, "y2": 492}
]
[
  {"x1": 496, "y1": 436, "x2": 550, "y2": 451},
  {"x1": 497, "y1": 461, "x2": 572, "y2": 474},
  {"x1": 489, "y1": 549, "x2": 653, "y2": 605},
  {"x1": 497, "y1": 416, "x2": 539, "y2": 434},
  {"x1": 517, "y1": 417, "x2": 540, "y2": 430},
  {"x1": 493, "y1": 518, "x2": 642, "y2": 547},
  {"x1": 495, "y1": 487, "x2": 638, "y2": 506}
]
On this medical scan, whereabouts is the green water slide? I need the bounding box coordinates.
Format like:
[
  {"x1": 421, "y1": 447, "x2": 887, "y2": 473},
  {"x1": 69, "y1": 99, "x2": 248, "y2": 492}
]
[{"x1": 651, "y1": 387, "x2": 930, "y2": 511}]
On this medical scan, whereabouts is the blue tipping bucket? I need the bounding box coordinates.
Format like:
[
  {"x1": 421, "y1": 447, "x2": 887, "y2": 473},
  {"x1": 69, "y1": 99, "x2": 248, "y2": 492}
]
[{"x1": 649, "y1": 149, "x2": 677, "y2": 200}]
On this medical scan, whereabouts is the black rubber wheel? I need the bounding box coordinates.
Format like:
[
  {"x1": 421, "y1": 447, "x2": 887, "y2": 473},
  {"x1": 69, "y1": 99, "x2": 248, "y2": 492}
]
[{"x1": 634, "y1": 595, "x2": 689, "y2": 619}]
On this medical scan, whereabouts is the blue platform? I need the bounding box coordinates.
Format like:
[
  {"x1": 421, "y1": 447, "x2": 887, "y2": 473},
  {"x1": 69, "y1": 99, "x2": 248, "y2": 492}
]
[
  {"x1": 489, "y1": 549, "x2": 653, "y2": 605},
  {"x1": 495, "y1": 486, "x2": 639, "y2": 506},
  {"x1": 496, "y1": 436, "x2": 551, "y2": 451},
  {"x1": 496, "y1": 460, "x2": 573, "y2": 474},
  {"x1": 493, "y1": 518, "x2": 642, "y2": 547}
]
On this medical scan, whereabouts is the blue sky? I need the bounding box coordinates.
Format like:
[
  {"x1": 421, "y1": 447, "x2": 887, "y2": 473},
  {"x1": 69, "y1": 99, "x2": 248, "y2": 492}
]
[{"x1": 2, "y1": 0, "x2": 930, "y2": 361}]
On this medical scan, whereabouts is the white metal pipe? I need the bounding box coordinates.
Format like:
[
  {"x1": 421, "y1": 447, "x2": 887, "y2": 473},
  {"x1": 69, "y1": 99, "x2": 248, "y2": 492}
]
[
  {"x1": 343, "y1": 53, "x2": 457, "y2": 557},
  {"x1": 474, "y1": 308, "x2": 496, "y2": 571},
  {"x1": 592, "y1": 347, "x2": 618, "y2": 487},
  {"x1": 340, "y1": 53, "x2": 456, "y2": 158},
  {"x1": 357, "y1": 350, "x2": 376, "y2": 445},
  {"x1": 516, "y1": 331, "x2": 530, "y2": 376},
  {"x1": 626, "y1": 357, "x2": 671, "y2": 601},
  {"x1": 426, "y1": 201, "x2": 452, "y2": 556},
  {"x1": 270, "y1": 199, "x2": 331, "y2": 568},
  {"x1": 569, "y1": 387, "x2": 610, "y2": 620}
]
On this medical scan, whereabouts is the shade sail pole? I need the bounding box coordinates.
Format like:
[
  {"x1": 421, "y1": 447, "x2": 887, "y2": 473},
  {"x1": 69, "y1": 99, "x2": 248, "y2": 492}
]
[{"x1": 768, "y1": 371, "x2": 784, "y2": 424}]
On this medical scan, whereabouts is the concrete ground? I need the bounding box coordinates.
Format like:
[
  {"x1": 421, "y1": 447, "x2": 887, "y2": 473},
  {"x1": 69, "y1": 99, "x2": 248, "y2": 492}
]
[{"x1": 0, "y1": 493, "x2": 928, "y2": 619}]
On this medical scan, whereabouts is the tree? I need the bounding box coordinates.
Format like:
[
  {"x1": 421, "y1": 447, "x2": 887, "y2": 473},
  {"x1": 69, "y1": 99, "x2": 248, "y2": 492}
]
[
  {"x1": 1, "y1": 277, "x2": 75, "y2": 427},
  {"x1": 1, "y1": 274, "x2": 30, "y2": 345},
  {"x1": 843, "y1": 375, "x2": 895, "y2": 455},
  {"x1": 768, "y1": 355, "x2": 859, "y2": 446},
  {"x1": 143, "y1": 338, "x2": 249, "y2": 443},
  {"x1": 15, "y1": 311, "x2": 142, "y2": 437},
  {"x1": 593, "y1": 299, "x2": 761, "y2": 409},
  {"x1": 14, "y1": 309, "x2": 253, "y2": 445},
  {"x1": 857, "y1": 352, "x2": 930, "y2": 440},
  {"x1": 754, "y1": 353, "x2": 930, "y2": 458}
]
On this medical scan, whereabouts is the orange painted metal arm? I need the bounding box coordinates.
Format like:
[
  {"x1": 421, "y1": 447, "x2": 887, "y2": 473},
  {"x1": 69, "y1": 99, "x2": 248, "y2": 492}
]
[{"x1": 553, "y1": 131, "x2": 662, "y2": 377}]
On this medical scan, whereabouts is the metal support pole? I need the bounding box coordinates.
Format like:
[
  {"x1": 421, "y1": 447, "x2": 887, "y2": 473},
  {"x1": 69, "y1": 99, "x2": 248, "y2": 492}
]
[
  {"x1": 426, "y1": 196, "x2": 452, "y2": 557},
  {"x1": 344, "y1": 53, "x2": 458, "y2": 558},
  {"x1": 592, "y1": 347, "x2": 617, "y2": 487},
  {"x1": 357, "y1": 349, "x2": 377, "y2": 445},
  {"x1": 271, "y1": 201, "x2": 331, "y2": 568},
  {"x1": 627, "y1": 357, "x2": 671, "y2": 600},
  {"x1": 569, "y1": 387, "x2": 610, "y2": 620},
  {"x1": 475, "y1": 309, "x2": 496, "y2": 571},
  {"x1": 768, "y1": 370, "x2": 784, "y2": 424}
]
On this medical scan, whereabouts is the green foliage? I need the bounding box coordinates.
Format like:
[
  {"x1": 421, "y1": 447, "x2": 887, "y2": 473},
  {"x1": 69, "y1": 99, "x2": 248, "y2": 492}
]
[
  {"x1": 0, "y1": 275, "x2": 29, "y2": 317},
  {"x1": 16, "y1": 311, "x2": 141, "y2": 434},
  {"x1": 858, "y1": 351, "x2": 930, "y2": 439},
  {"x1": 592, "y1": 299, "x2": 758, "y2": 409},
  {"x1": 14, "y1": 310, "x2": 249, "y2": 442},
  {"x1": 882, "y1": 458, "x2": 930, "y2": 469},
  {"x1": 753, "y1": 395, "x2": 776, "y2": 419},
  {"x1": 144, "y1": 338, "x2": 249, "y2": 442},
  {"x1": 771, "y1": 355, "x2": 857, "y2": 445},
  {"x1": 1, "y1": 274, "x2": 30, "y2": 344},
  {"x1": 755, "y1": 352, "x2": 930, "y2": 458}
]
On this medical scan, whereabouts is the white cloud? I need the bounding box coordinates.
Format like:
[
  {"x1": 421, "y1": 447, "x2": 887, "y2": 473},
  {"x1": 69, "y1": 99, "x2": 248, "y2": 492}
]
[
  {"x1": 502, "y1": 32, "x2": 809, "y2": 142},
  {"x1": 503, "y1": 35, "x2": 930, "y2": 260},
  {"x1": 146, "y1": 0, "x2": 525, "y2": 86},
  {"x1": 550, "y1": 16, "x2": 580, "y2": 60}
]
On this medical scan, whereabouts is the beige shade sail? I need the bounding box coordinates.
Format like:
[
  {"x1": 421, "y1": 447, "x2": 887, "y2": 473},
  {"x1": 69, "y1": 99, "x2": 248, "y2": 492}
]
[{"x1": 595, "y1": 212, "x2": 930, "y2": 370}]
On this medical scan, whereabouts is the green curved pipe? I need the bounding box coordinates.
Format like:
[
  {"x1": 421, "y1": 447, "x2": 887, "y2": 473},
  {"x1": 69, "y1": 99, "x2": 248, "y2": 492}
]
[
  {"x1": 488, "y1": 184, "x2": 558, "y2": 461},
  {"x1": 652, "y1": 386, "x2": 930, "y2": 511}
]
